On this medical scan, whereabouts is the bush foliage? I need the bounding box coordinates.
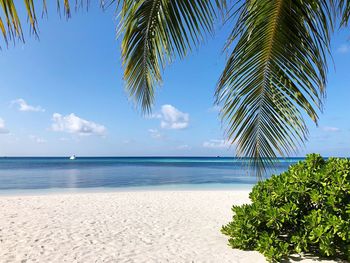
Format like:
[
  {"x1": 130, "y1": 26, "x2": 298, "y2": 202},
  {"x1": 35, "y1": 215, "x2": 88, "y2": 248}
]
[{"x1": 222, "y1": 154, "x2": 350, "y2": 262}]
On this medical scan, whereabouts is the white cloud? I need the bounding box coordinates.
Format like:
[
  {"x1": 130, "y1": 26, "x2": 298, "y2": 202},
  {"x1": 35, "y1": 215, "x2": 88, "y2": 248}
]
[
  {"x1": 148, "y1": 128, "x2": 164, "y2": 139},
  {"x1": 29, "y1": 135, "x2": 47, "y2": 144},
  {"x1": 177, "y1": 144, "x2": 191, "y2": 150},
  {"x1": 146, "y1": 113, "x2": 162, "y2": 119},
  {"x1": 0, "y1": 118, "x2": 9, "y2": 134},
  {"x1": 202, "y1": 139, "x2": 231, "y2": 149},
  {"x1": 208, "y1": 105, "x2": 221, "y2": 113},
  {"x1": 12, "y1": 98, "x2": 45, "y2": 112},
  {"x1": 337, "y1": 44, "x2": 350, "y2": 53},
  {"x1": 156, "y1": 104, "x2": 189, "y2": 129},
  {"x1": 51, "y1": 113, "x2": 106, "y2": 136},
  {"x1": 321, "y1": 126, "x2": 340, "y2": 132}
]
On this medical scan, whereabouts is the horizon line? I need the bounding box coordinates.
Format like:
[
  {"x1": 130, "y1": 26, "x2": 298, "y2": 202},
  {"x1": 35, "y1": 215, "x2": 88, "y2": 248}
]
[{"x1": 0, "y1": 155, "x2": 341, "y2": 158}]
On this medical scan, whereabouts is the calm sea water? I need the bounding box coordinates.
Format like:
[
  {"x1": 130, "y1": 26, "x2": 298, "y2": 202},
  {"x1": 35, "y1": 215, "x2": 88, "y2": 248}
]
[{"x1": 0, "y1": 157, "x2": 303, "y2": 192}]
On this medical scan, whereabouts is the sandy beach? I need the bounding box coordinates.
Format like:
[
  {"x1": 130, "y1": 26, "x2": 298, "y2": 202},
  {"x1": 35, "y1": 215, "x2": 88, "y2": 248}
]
[{"x1": 0, "y1": 190, "x2": 340, "y2": 263}]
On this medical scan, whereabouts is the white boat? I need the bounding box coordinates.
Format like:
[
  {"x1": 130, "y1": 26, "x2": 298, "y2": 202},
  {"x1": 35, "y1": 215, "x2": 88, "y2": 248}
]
[{"x1": 69, "y1": 155, "x2": 76, "y2": 160}]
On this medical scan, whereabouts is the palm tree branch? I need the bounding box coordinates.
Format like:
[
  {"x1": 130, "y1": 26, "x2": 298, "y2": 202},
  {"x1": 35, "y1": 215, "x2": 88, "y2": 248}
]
[
  {"x1": 338, "y1": 0, "x2": 350, "y2": 25},
  {"x1": 119, "y1": 0, "x2": 220, "y2": 112},
  {"x1": 0, "y1": 0, "x2": 109, "y2": 45},
  {"x1": 216, "y1": 0, "x2": 334, "y2": 177}
]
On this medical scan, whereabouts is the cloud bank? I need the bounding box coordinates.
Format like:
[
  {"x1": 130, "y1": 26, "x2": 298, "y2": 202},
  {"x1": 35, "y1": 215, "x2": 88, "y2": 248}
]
[{"x1": 52, "y1": 113, "x2": 106, "y2": 136}]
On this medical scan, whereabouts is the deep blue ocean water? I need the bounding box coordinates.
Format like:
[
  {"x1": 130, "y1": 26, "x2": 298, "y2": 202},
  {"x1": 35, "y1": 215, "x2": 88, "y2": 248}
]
[{"x1": 0, "y1": 157, "x2": 303, "y2": 192}]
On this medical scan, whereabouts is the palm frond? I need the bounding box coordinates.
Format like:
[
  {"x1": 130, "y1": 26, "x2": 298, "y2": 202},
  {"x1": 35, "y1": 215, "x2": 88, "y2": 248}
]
[
  {"x1": 0, "y1": 0, "x2": 25, "y2": 43},
  {"x1": 338, "y1": 0, "x2": 350, "y2": 25},
  {"x1": 119, "y1": 0, "x2": 220, "y2": 112},
  {"x1": 216, "y1": 0, "x2": 334, "y2": 177},
  {"x1": 0, "y1": 0, "x2": 100, "y2": 46}
]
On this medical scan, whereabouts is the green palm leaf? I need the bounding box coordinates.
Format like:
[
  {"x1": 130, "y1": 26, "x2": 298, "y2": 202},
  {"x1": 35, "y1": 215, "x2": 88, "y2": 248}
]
[
  {"x1": 339, "y1": 0, "x2": 350, "y2": 25},
  {"x1": 118, "y1": 0, "x2": 219, "y2": 112},
  {"x1": 215, "y1": 0, "x2": 334, "y2": 177},
  {"x1": 0, "y1": 0, "x2": 107, "y2": 45}
]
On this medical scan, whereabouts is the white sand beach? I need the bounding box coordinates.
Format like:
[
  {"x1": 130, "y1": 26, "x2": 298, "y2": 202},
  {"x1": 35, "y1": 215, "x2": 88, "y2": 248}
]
[{"x1": 0, "y1": 190, "x2": 339, "y2": 263}]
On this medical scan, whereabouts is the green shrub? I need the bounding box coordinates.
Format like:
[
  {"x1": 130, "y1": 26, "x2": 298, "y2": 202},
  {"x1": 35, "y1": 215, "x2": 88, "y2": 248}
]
[{"x1": 222, "y1": 154, "x2": 350, "y2": 262}]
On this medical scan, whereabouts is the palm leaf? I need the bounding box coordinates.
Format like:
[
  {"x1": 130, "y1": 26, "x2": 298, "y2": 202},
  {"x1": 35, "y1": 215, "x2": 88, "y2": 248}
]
[
  {"x1": 118, "y1": 0, "x2": 220, "y2": 112},
  {"x1": 0, "y1": 0, "x2": 106, "y2": 45},
  {"x1": 338, "y1": 0, "x2": 350, "y2": 25},
  {"x1": 215, "y1": 0, "x2": 334, "y2": 177}
]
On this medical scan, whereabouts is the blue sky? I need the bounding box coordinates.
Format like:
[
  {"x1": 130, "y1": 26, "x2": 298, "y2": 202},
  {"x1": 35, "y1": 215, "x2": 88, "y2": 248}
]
[{"x1": 0, "y1": 3, "x2": 350, "y2": 157}]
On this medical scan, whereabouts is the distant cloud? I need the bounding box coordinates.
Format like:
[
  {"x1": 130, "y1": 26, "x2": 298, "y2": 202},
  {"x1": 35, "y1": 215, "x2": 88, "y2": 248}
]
[
  {"x1": 207, "y1": 105, "x2": 221, "y2": 113},
  {"x1": 321, "y1": 126, "x2": 340, "y2": 132},
  {"x1": 149, "y1": 104, "x2": 189, "y2": 130},
  {"x1": 337, "y1": 44, "x2": 350, "y2": 54},
  {"x1": 0, "y1": 118, "x2": 9, "y2": 134},
  {"x1": 52, "y1": 113, "x2": 106, "y2": 136},
  {"x1": 146, "y1": 113, "x2": 162, "y2": 119},
  {"x1": 177, "y1": 144, "x2": 191, "y2": 150},
  {"x1": 11, "y1": 98, "x2": 45, "y2": 112},
  {"x1": 311, "y1": 134, "x2": 330, "y2": 141},
  {"x1": 29, "y1": 135, "x2": 47, "y2": 144},
  {"x1": 148, "y1": 128, "x2": 164, "y2": 139},
  {"x1": 202, "y1": 139, "x2": 231, "y2": 149}
]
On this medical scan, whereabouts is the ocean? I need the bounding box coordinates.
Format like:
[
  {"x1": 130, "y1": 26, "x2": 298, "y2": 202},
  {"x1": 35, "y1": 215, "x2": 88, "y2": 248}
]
[{"x1": 0, "y1": 157, "x2": 303, "y2": 193}]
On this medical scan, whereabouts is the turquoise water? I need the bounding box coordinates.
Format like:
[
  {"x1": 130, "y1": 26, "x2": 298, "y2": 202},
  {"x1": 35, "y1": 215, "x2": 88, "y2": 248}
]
[{"x1": 0, "y1": 157, "x2": 303, "y2": 193}]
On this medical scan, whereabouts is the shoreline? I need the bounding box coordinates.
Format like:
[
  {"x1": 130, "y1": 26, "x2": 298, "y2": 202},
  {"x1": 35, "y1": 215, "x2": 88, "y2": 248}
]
[{"x1": 0, "y1": 183, "x2": 254, "y2": 196}]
